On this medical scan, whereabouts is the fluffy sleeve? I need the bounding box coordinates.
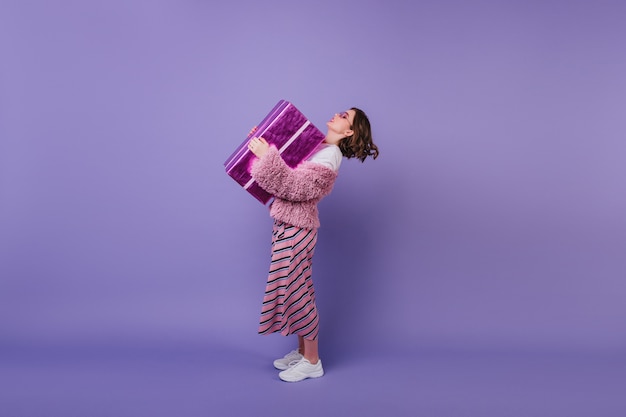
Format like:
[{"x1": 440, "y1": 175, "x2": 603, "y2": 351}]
[{"x1": 251, "y1": 146, "x2": 337, "y2": 202}]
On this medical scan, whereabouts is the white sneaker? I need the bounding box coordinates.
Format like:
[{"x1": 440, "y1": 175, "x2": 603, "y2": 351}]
[
  {"x1": 278, "y1": 358, "x2": 324, "y2": 382},
  {"x1": 273, "y1": 350, "x2": 304, "y2": 370}
]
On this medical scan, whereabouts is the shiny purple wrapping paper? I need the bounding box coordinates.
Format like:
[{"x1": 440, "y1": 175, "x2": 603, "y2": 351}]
[{"x1": 224, "y1": 100, "x2": 326, "y2": 204}]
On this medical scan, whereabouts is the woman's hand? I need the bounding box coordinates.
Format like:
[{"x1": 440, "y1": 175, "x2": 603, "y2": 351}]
[{"x1": 248, "y1": 136, "x2": 269, "y2": 158}]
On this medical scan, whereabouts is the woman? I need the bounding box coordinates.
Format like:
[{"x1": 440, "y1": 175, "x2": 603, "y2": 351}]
[{"x1": 248, "y1": 107, "x2": 378, "y2": 382}]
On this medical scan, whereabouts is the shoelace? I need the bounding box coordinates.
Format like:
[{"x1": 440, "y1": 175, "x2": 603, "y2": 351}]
[
  {"x1": 286, "y1": 350, "x2": 301, "y2": 359},
  {"x1": 287, "y1": 358, "x2": 304, "y2": 368}
]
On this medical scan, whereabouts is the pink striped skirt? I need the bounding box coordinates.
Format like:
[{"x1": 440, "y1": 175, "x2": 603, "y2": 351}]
[{"x1": 258, "y1": 221, "x2": 319, "y2": 340}]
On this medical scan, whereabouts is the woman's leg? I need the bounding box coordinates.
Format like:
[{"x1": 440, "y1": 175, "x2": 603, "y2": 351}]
[
  {"x1": 298, "y1": 335, "x2": 305, "y2": 354},
  {"x1": 302, "y1": 337, "x2": 319, "y2": 364}
]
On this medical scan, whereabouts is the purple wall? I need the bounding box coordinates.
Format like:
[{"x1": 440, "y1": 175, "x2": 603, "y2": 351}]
[{"x1": 1, "y1": 0, "x2": 625, "y2": 360}]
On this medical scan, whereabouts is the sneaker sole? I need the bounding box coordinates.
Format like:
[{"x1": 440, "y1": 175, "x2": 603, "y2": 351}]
[{"x1": 278, "y1": 369, "x2": 324, "y2": 382}]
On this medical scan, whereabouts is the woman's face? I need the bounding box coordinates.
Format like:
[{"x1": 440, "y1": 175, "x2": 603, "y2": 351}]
[{"x1": 326, "y1": 110, "x2": 355, "y2": 136}]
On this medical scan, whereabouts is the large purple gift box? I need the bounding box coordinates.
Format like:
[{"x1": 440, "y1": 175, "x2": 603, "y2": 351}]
[{"x1": 224, "y1": 100, "x2": 326, "y2": 204}]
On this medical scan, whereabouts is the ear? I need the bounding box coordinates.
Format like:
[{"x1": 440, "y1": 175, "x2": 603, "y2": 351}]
[{"x1": 343, "y1": 128, "x2": 354, "y2": 137}]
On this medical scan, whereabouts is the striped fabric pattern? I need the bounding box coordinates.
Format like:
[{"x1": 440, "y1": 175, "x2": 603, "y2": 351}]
[{"x1": 258, "y1": 221, "x2": 319, "y2": 340}]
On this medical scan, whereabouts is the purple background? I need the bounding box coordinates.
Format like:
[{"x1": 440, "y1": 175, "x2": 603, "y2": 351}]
[{"x1": 1, "y1": 1, "x2": 625, "y2": 416}]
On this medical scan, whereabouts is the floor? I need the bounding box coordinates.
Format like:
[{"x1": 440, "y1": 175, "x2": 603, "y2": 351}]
[{"x1": 2, "y1": 339, "x2": 625, "y2": 417}]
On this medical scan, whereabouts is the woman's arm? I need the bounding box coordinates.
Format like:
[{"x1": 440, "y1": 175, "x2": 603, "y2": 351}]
[{"x1": 251, "y1": 146, "x2": 337, "y2": 202}]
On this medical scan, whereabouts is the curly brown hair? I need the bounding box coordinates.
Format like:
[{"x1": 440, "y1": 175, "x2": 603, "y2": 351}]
[{"x1": 337, "y1": 107, "x2": 379, "y2": 162}]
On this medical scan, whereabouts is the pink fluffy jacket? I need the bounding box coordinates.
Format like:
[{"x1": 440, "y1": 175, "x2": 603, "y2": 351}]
[{"x1": 251, "y1": 146, "x2": 338, "y2": 229}]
